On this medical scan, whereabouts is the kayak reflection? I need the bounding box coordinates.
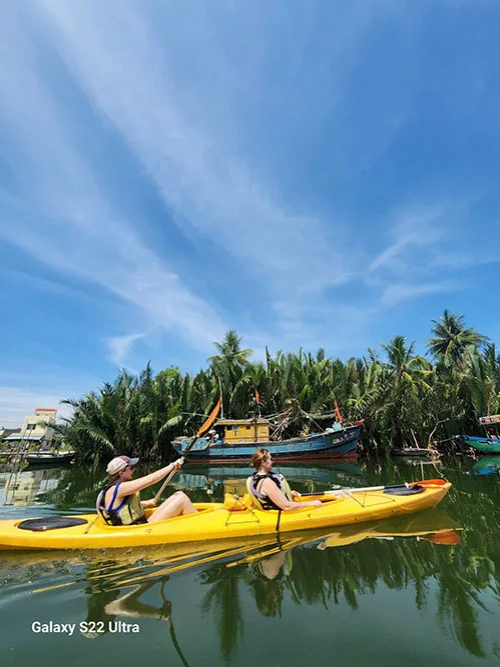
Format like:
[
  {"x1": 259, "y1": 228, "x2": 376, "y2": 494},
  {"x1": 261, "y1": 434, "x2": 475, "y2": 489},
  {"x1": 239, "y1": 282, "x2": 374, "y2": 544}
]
[{"x1": 0, "y1": 508, "x2": 463, "y2": 663}]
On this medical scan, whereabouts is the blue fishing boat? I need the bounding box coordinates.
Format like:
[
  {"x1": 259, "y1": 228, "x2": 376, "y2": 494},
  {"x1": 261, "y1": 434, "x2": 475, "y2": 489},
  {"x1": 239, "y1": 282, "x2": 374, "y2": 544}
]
[
  {"x1": 172, "y1": 417, "x2": 362, "y2": 463},
  {"x1": 455, "y1": 414, "x2": 500, "y2": 454}
]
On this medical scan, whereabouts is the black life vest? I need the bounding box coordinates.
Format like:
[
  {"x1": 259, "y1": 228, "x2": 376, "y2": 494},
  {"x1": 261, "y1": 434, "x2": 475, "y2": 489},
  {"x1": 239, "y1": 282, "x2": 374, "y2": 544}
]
[{"x1": 246, "y1": 471, "x2": 293, "y2": 511}]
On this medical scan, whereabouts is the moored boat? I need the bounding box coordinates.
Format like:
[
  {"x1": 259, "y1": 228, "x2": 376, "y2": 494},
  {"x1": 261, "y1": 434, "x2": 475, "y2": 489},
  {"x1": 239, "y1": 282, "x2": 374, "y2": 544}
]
[
  {"x1": 173, "y1": 418, "x2": 362, "y2": 463},
  {"x1": 25, "y1": 451, "x2": 75, "y2": 466},
  {"x1": 391, "y1": 447, "x2": 441, "y2": 459},
  {"x1": 0, "y1": 478, "x2": 450, "y2": 550},
  {"x1": 455, "y1": 414, "x2": 500, "y2": 454}
]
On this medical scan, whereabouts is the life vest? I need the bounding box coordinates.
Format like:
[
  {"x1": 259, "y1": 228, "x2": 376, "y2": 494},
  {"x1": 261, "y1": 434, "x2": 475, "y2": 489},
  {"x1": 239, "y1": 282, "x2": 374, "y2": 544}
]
[
  {"x1": 246, "y1": 471, "x2": 293, "y2": 511},
  {"x1": 96, "y1": 482, "x2": 147, "y2": 526}
]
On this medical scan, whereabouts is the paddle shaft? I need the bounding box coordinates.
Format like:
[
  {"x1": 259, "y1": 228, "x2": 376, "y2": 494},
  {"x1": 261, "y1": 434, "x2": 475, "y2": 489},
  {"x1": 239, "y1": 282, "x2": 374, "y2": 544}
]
[
  {"x1": 153, "y1": 457, "x2": 185, "y2": 505},
  {"x1": 152, "y1": 430, "x2": 207, "y2": 503},
  {"x1": 300, "y1": 483, "x2": 413, "y2": 498},
  {"x1": 152, "y1": 396, "x2": 222, "y2": 504}
]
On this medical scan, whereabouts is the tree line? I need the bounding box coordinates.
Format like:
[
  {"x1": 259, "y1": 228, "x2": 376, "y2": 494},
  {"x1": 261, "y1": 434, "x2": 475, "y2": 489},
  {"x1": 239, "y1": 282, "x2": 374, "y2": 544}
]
[{"x1": 53, "y1": 310, "x2": 497, "y2": 462}]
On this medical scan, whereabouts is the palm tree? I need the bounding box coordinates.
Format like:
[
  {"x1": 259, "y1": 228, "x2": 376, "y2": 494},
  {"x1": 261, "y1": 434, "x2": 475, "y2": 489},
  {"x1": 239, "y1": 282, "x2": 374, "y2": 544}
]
[
  {"x1": 380, "y1": 336, "x2": 432, "y2": 447},
  {"x1": 209, "y1": 331, "x2": 253, "y2": 416},
  {"x1": 427, "y1": 310, "x2": 489, "y2": 370}
]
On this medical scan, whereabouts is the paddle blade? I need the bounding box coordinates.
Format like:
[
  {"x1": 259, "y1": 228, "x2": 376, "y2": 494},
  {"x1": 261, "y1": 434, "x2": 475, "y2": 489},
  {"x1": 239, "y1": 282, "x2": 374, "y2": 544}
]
[
  {"x1": 197, "y1": 396, "x2": 222, "y2": 437},
  {"x1": 420, "y1": 530, "x2": 461, "y2": 545}
]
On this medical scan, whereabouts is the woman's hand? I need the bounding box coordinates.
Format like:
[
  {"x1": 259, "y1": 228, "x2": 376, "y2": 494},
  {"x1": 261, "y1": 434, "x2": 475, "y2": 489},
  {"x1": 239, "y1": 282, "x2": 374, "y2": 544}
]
[
  {"x1": 172, "y1": 458, "x2": 184, "y2": 471},
  {"x1": 291, "y1": 490, "x2": 301, "y2": 499},
  {"x1": 309, "y1": 500, "x2": 323, "y2": 509},
  {"x1": 142, "y1": 499, "x2": 157, "y2": 508}
]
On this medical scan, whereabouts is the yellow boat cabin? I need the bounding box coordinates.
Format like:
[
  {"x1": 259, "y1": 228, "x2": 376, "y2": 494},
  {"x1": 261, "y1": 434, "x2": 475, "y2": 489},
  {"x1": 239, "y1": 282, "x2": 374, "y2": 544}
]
[{"x1": 214, "y1": 418, "x2": 270, "y2": 444}]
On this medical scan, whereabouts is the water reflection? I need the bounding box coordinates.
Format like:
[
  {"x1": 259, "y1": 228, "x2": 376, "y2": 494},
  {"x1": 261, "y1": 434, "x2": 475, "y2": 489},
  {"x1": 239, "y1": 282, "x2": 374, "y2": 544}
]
[
  {"x1": 60, "y1": 509, "x2": 462, "y2": 662},
  {"x1": 198, "y1": 509, "x2": 463, "y2": 661},
  {"x1": 0, "y1": 467, "x2": 61, "y2": 506},
  {"x1": 2, "y1": 457, "x2": 500, "y2": 664},
  {"x1": 0, "y1": 460, "x2": 365, "y2": 513},
  {"x1": 469, "y1": 456, "x2": 500, "y2": 475},
  {"x1": 173, "y1": 461, "x2": 364, "y2": 498}
]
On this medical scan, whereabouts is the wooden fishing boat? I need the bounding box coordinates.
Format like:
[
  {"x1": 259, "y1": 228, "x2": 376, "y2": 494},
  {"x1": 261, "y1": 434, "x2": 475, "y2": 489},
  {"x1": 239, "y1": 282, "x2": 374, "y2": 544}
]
[
  {"x1": 391, "y1": 447, "x2": 441, "y2": 459},
  {"x1": 455, "y1": 414, "x2": 500, "y2": 454},
  {"x1": 25, "y1": 451, "x2": 75, "y2": 466},
  {"x1": 172, "y1": 418, "x2": 362, "y2": 463}
]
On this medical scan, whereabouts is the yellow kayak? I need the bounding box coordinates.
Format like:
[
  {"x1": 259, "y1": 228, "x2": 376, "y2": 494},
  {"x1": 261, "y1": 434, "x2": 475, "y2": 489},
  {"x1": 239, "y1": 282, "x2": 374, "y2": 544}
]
[{"x1": 0, "y1": 479, "x2": 450, "y2": 551}]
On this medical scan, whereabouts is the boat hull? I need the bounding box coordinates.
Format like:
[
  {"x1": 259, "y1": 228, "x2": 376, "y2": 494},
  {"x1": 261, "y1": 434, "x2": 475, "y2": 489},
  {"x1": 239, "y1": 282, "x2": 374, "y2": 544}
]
[
  {"x1": 173, "y1": 425, "x2": 360, "y2": 463},
  {"x1": 0, "y1": 479, "x2": 450, "y2": 550},
  {"x1": 391, "y1": 448, "x2": 440, "y2": 458},
  {"x1": 455, "y1": 435, "x2": 500, "y2": 454},
  {"x1": 26, "y1": 453, "x2": 75, "y2": 466}
]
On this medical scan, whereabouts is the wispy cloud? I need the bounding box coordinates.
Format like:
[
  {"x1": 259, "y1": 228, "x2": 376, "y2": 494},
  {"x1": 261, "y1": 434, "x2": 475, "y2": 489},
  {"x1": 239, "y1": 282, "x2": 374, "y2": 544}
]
[
  {"x1": 431, "y1": 251, "x2": 500, "y2": 270},
  {"x1": 381, "y1": 281, "x2": 461, "y2": 306},
  {"x1": 363, "y1": 202, "x2": 471, "y2": 309},
  {"x1": 369, "y1": 204, "x2": 447, "y2": 273},
  {"x1": 0, "y1": 3, "x2": 228, "y2": 366},
  {"x1": 106, "y1": 333, "x2": 147, "y2": 369},
  {"x1": 38, "y1": 0, "x2": 356, "y2": 295},
  {"x1": 0, "y1": 0, "x2": 495, "y2": 381}
]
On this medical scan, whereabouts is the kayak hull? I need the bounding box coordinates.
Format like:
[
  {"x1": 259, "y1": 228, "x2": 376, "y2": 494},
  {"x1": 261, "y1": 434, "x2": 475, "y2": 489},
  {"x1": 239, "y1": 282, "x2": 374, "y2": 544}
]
[{"x1": 0, "y1": 480, "x2": 451, "y2": 551}]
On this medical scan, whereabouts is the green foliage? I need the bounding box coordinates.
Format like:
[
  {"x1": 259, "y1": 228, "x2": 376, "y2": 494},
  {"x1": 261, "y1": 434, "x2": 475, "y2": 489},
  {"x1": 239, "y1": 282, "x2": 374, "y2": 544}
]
[{"x1": 58, "y1": 311, "x2": 496, "y2": 462}]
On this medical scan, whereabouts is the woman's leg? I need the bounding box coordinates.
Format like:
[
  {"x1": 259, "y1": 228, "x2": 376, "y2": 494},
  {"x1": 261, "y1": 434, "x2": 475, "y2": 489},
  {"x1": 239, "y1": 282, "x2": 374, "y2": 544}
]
[{"x1": 148, "y1": 491, "x2": 197, "y2": 522}]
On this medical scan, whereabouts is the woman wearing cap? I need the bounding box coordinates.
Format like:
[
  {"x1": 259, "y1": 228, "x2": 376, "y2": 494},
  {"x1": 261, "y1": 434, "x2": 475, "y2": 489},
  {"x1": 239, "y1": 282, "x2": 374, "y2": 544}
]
[
  {"x1": 97, "y1": 455, "x2": 196, "y2": 526},
  {"x1": 246, "y1": 449, "x2": 322, "y2": 511}
]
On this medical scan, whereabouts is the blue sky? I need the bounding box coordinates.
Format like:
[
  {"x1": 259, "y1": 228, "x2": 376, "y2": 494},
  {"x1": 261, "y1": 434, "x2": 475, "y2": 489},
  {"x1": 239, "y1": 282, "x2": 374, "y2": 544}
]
[{"x1": 1, "y1": 0, "x2": 500, "y2": 427}]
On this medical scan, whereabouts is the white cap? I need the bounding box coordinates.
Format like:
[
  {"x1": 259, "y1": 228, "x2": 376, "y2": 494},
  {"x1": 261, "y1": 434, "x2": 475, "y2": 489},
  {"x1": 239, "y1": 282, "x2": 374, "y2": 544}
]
[{"x1": 106, "y1": 455, "x2": 139, "y2": 475}]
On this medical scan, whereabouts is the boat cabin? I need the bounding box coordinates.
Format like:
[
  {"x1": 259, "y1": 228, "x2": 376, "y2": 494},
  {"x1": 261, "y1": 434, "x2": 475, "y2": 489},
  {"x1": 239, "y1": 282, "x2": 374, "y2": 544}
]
[
  {"x1": 215, "y1": 418, "x2": 270, "y2": 444},
  {"x1": 479, "y1": 414, "x2": 500, "y2": 439}
]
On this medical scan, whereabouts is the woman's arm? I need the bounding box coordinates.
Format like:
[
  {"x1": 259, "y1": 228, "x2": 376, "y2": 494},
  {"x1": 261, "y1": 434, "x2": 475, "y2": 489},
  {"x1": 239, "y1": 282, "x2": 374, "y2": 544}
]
[
  {"x1": 262, "y1": 479, "x2": 322, "y2": 511},
  {"x1": 116, "y1": 461, "x2": 182, "y2": 497}
]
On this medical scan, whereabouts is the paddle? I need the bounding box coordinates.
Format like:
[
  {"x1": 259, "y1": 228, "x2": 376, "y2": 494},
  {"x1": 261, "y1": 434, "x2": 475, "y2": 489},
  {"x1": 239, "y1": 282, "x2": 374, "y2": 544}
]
[
  {"x1": 153, "y1": 397, "x2": 222, "y2": 504},
  {"x1": 299, "y1": 479, "x2": 445, "y2": 499}
]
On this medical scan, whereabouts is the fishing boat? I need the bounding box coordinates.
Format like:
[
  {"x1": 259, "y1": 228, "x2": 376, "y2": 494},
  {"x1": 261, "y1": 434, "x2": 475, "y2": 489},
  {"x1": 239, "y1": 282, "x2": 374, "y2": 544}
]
[
  {"x1": 0, "y1": 478, "x2": 450, "y2": 550},
  {"x1": 172, "y1": 417, "x2": 362, "y2": 463},
  {"x1": 455, "y1": 414, "x2": 500, "y2": 454},
  {"x1": 391, "y1": 447, "x2": 441, "y2": 459},
  {"x1": 25, "y1": 451, "x2": 75, "y2": 466}
]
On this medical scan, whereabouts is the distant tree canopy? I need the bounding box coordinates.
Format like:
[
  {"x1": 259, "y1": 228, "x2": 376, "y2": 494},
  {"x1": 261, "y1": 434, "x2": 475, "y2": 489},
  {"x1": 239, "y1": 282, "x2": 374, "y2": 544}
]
[{"x1": 52, "y1": 316, "x2": 497, "y2": 462}]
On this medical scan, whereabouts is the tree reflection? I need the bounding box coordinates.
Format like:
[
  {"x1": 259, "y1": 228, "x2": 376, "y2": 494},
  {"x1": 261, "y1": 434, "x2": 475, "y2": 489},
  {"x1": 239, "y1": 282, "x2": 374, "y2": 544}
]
[
  {"x1": 200, "y1": 567, "x2": 244, "y2": 661},
  {"x1": 8, "y1": 458, "x2": 500, "y2": 663},
  {"x1": 196, "y1": 499, "x2": 500, "y2": 663}
]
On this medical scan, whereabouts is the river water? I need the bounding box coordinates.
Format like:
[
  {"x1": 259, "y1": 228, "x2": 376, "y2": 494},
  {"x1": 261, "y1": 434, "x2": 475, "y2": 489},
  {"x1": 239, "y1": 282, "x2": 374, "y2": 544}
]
[{"x1": 0, "y1": 456, "x2": 499, "y2": 667}]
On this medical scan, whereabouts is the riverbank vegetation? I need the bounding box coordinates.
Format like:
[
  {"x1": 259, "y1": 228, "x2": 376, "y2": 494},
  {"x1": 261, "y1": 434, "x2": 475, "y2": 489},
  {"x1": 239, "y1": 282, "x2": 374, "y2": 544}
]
[{"x1": 53, "y1": 310, "x2": 497, "y2": 462}]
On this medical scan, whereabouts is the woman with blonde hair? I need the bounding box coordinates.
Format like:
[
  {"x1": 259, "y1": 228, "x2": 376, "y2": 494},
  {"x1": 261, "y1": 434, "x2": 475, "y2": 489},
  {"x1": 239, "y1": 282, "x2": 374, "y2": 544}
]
[{"x1": 246, "y1": 449, "x2": 322, "y2": 511}]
